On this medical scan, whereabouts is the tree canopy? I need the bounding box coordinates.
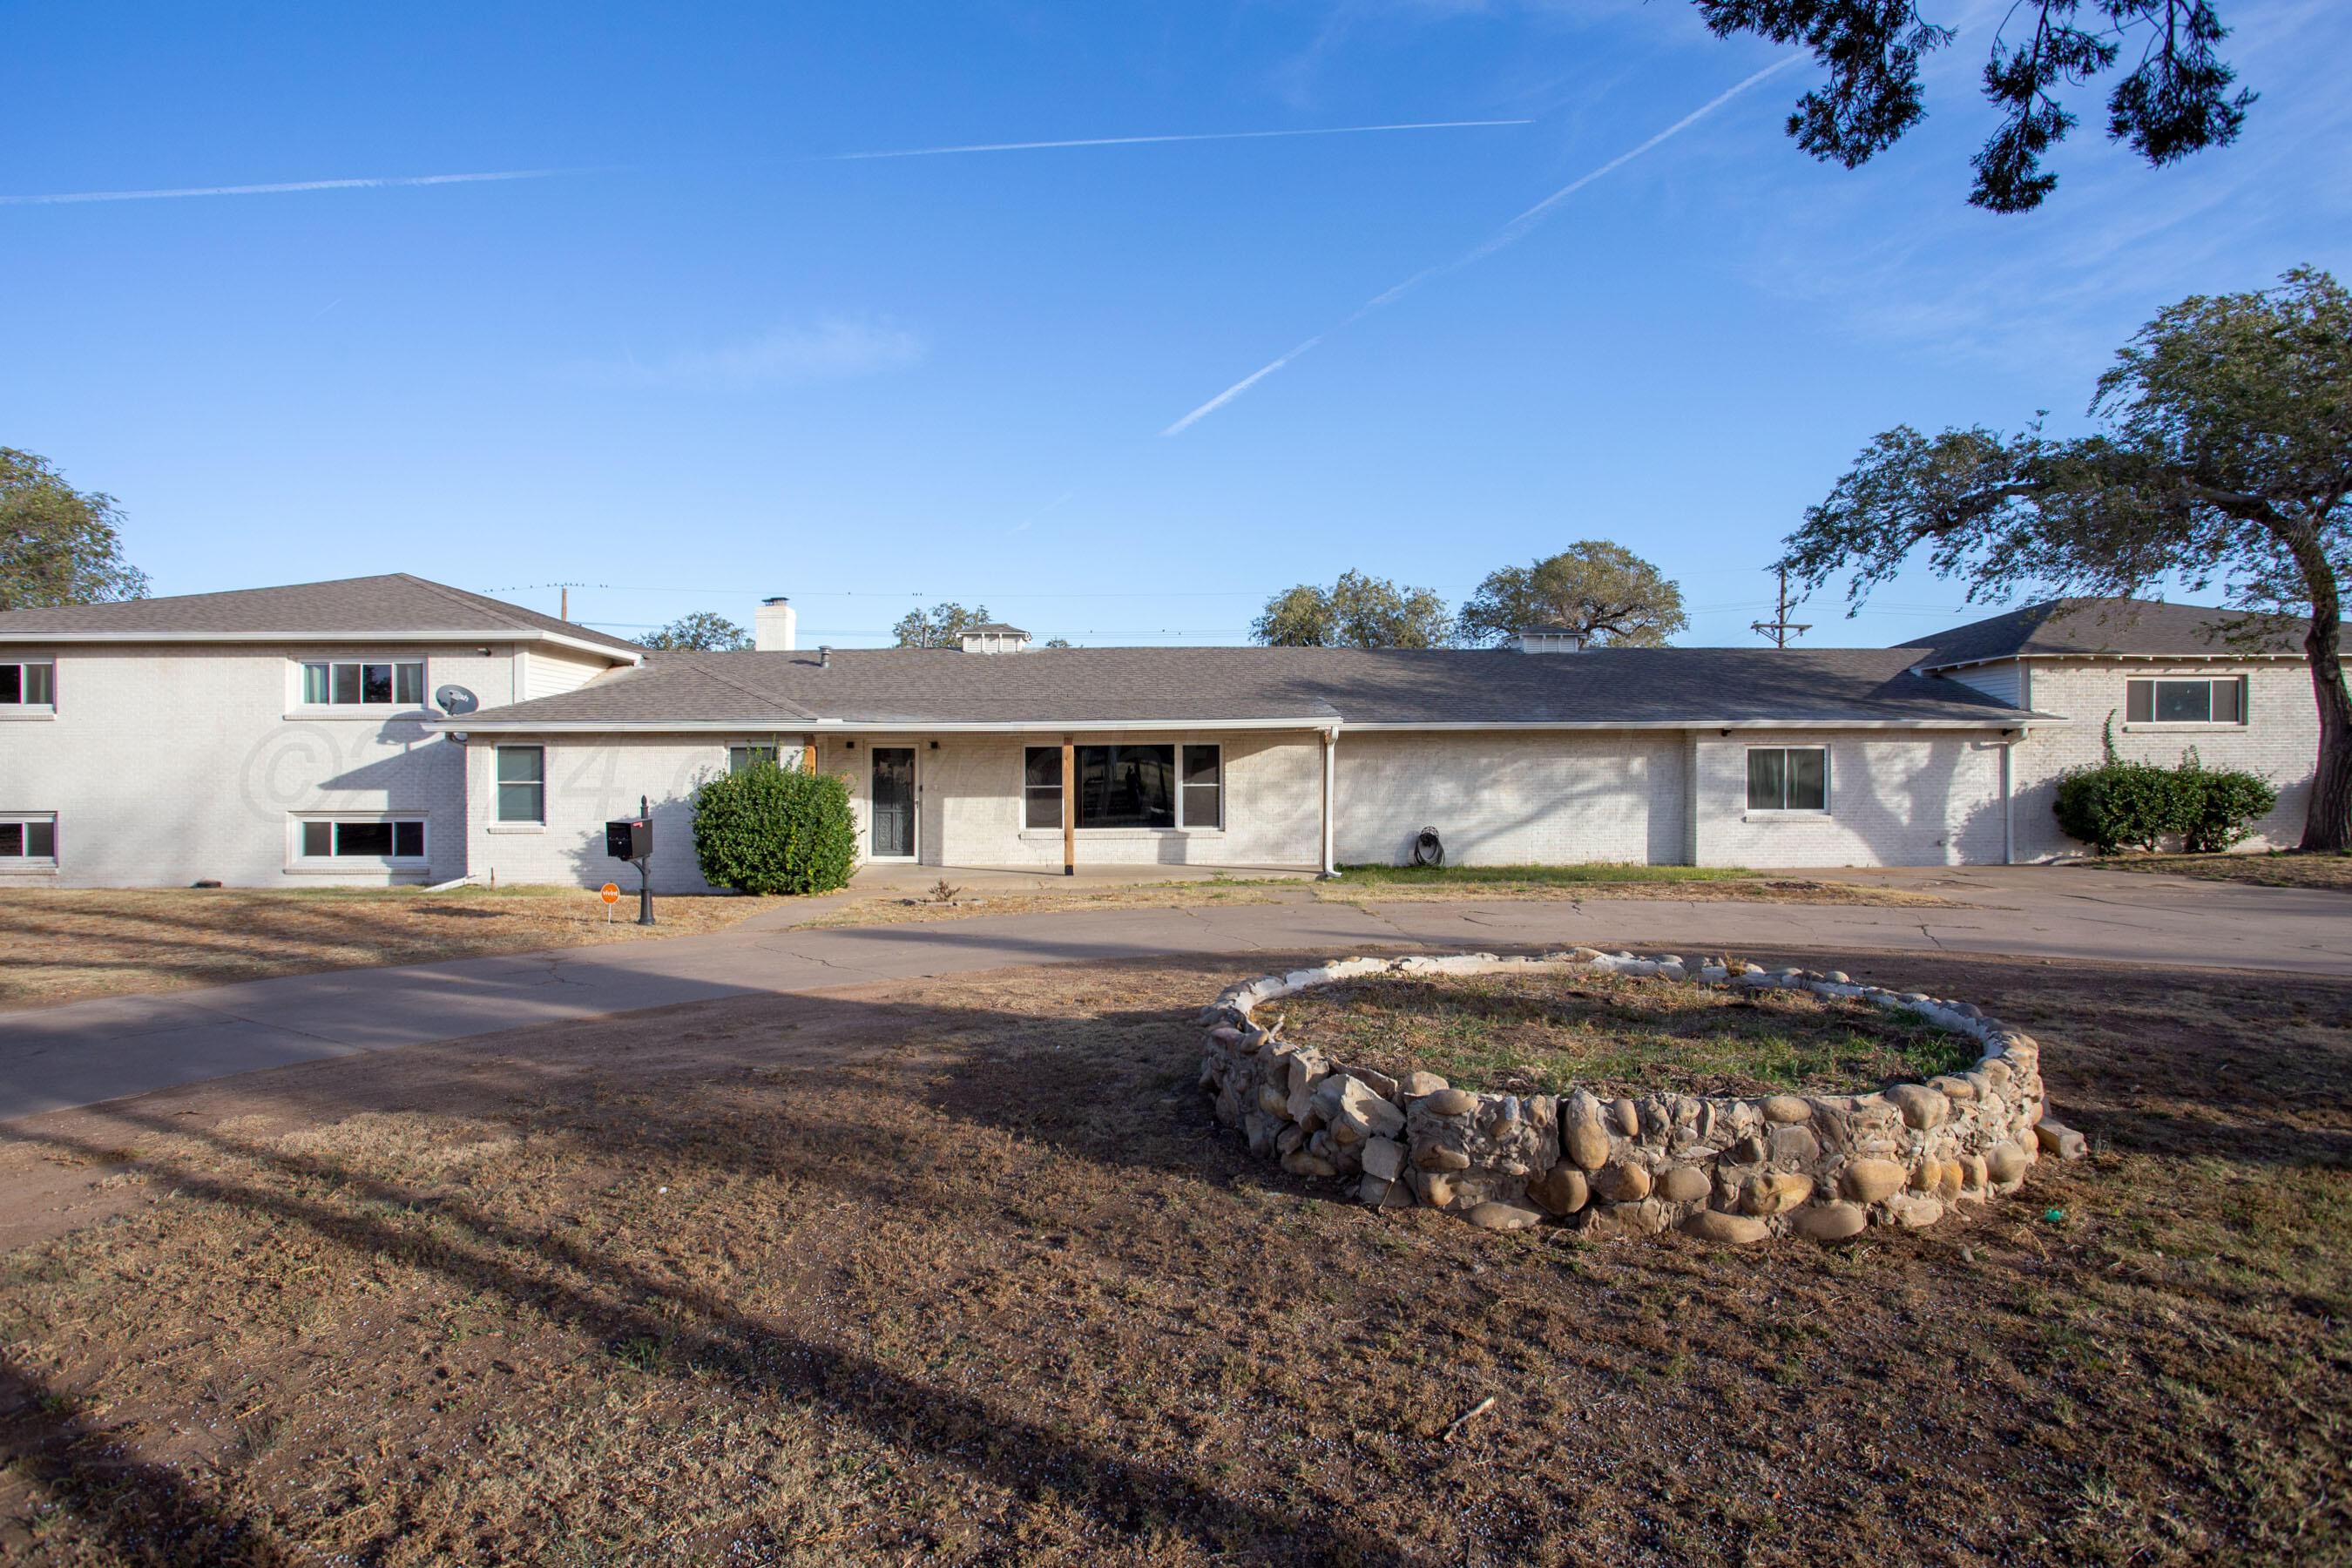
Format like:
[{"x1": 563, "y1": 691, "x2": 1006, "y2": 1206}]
[
  {"x1": 1777, "y1": 266, "x2": 2352, "y2": 851},
  {"x1": 1251, "y1": 571, "x2": 1451, "y2": 649},
  {"x1": 641, "y1": 612, "x2": 751, "y2": 652},
  {"x1": 892, "y1": 602, "x2": 996, "y2": 648},
  {"x1": 1, "y1": 448, "x2": 149, "y2": 612},
  {"x1": 1696, "y1": 0, "x2": 2254, "y2": 212},
  {"x1": 1455, "y1": 543, "x2": 1689, "y2": 648}
]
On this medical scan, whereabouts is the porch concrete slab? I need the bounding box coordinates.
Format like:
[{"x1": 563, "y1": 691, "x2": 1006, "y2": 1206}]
[{"x1": 2, "y1": 868, "x2": 2344, "y2": 1122}]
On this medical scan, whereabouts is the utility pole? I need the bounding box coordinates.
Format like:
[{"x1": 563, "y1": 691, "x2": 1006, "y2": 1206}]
[
  {"x1": 559, "y1": 586, "x2": 567, "y2": 620},
  {"x1": 1751, "y1": 569, "x2": 1812, "y2": 649}
]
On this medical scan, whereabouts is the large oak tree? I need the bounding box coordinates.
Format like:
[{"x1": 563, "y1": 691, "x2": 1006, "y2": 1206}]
[
  {"x1": 1455, "y1": 543, "x2": 1688, "y2": 648},
  {"x1": 1253, "y1": 571, "x2": 1451, "y2": 649},
  {"x1": 1, "y1": 448, "x2": 149, "y2": 611},
  {"x1": 1698, "y1": 1, "x2": 2255, "y2": 212},
  {"x1": 1777, "y1": 267, "x2": 2352, "y2": 852}
]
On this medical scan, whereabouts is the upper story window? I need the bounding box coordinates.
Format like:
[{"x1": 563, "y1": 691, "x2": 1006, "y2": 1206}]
[
  {"x1": 0, "y1": 660, "x2": 56, "y2": 709},
  {"x1": 1747, "y1": 747, "x2": 1829, "y2": 813},
  {"x1": 2126, "y1": 676, "x2": 2243, "y2": 725},
  {"x1": 301, "y1": 659, "x2": 425, "y2": 707}
]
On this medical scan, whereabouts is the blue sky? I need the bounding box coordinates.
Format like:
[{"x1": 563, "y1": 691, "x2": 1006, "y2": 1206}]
[{"x1": 7, "y1": 1, "x2": 2347, "y2": 647}]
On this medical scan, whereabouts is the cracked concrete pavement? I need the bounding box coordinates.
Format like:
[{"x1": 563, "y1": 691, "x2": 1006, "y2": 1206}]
[{"x1": 2, "y1": 866, "x2": 2342, "y2": 1122}]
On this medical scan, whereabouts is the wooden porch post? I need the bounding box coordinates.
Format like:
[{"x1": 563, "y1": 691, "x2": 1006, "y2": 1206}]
[
  {"x1": 803, "y1": 741, "x2": 818, "y2": 774},
  {"x1": 1062, "y1": 735, "x2": 1076, "y2": 877}
]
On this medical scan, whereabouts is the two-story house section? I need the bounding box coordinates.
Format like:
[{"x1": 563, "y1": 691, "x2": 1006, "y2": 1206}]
[
  {"x1": 1901, "y1": 599, "x2": 2328, "y2": 861},
  {"x1": 0, "y1": 575, "x2": 642, "y2": 887}
]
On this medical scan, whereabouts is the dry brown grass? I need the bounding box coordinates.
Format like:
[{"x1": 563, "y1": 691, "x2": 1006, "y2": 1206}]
[
  {"x1": 0, "y1": 888, "x2": 782, "y2": 1009},
  {"x1": 0, "y1": 949, "x2": 2346, "y2": 1564},
  {"x1": 2086, "y1": 849, "x2": 2352, "y2": 891},
  {"x1": 801, "y1": 875, "x2": 1948, "y2": 929}
]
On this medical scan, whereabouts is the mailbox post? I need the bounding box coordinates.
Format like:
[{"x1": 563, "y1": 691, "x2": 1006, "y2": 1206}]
[{"x1": 605, "y1": 794, "x2": 655, "y2": 926}]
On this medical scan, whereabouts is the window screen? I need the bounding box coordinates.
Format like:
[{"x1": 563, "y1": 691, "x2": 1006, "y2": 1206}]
[
  {"x1": 1181, "y1": 744, "x2": 1222, "y2": 829},
  {"x1": 0, "y1": 664, "x2": 42, "y2": 704},
  {"x1": 0, "y1": 821, "x2": 53, "y2": 858},
  {"x1": 2128, "y1": 677, "x2": 2243, "y2": 724},
  {"x1": 496, "y1": 747, "x2": 545, "y2": 822},
  {"x1": 1747, "y1": 747, "x2": 1828, "y2": 811},
  {"x1": 1024, "y1": 747, "x2": 1064, "y2": 829}
]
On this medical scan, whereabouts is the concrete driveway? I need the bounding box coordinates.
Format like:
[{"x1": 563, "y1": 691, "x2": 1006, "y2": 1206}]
[{"x1": 1, "y1": 866, "x2": 2342, "y2": 1123}]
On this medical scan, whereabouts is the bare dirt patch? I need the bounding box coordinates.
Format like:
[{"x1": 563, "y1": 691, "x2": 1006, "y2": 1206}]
[
  {"x1": 1275, "y1": 969, "x2": 1982, "y2": 1098},
  {"x1": 0, "y1": 888, "x2": 784, "y2": 1009},
  {"x1": 2084, "y1": 849, "x2": 2352, "y2": 891},
  {"x1": 0, "y1": 950, "x2": 2346, "y2": 1565}
]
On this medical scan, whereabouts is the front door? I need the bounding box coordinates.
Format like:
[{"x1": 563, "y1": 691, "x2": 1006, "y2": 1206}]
[{"x1": 870, "y1": 747, "x2": 916, "y2": 860}]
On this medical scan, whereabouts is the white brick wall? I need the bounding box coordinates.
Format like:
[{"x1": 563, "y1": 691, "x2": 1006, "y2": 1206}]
[
  {"x1": 0, "y1": 641, "x2": 524, "y2": 887},
  {"x1": 814, "y1": 731, "x2": 1325, "y2": 870},
  {"x1": 1333, "y1": 731, "x2": 1687, "y2": 866},
  {"x1": 1690, "y1": 728, "x2": 2011, "y2": 868},
  {"x1": 461, "y1": 732, "x2": 811, "y2": 894},
  {"x1": 1999, "y1": 658, "x2": 2321, "y2": 859}
]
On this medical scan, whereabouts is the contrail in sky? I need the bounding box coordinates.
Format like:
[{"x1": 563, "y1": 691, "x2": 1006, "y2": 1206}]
[
  {"x1": 1161, "y1": 57, "x2": 1805, "y2": 436},
  {"x1": 0, "y1": 167, "x2": 578, "y2": 206},
  {"x1": 821, "y1": 119, "x2": 1531, "y2": 161}
]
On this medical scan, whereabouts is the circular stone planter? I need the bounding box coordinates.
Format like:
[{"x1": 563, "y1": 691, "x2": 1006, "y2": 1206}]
[{"x1": 1198, "y1": 950, "x2": 2090, "y2": 1243}]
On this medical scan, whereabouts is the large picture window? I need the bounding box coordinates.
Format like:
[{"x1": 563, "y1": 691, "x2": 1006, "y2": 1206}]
[
  {"x1": 1747, "y1": 747, "x2": 1829, "y2": 813},
  {"x1": 496, "y1": 746, "x2": 545, "y2": 823},
  {"x1": 2126, "y1": 676, "x2": 2243, "y2": 725},
  {"x1": 301, "y1": 659, "x2": 425, "y2": 707},
  {"x1": 1023, "y1": 743, "x2": 1226, "y2": 830}
]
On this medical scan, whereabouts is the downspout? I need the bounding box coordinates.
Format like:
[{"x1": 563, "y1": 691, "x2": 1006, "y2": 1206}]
[
  {"x1": 2001, "y1": 732, "x2": 2015, "y2": 866},
  {"x1": 1320, "y1": 727, "x2": 1339, "y2": 878}
]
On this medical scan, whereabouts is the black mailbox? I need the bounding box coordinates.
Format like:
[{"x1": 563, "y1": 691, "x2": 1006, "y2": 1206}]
[{"x1": 605, "y1": 817, "x2": 652, "y2": 862}]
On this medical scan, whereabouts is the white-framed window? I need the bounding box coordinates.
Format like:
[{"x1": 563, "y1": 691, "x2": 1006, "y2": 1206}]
[
  {"x1": 0, "y1": 660, "x2": 56, "y2": 710},
  {"x1": 294, "y1": 815, "x2": 427, "y2": 862},
  {"x1": 2126, "y1": 676, "x2": 2244, "y2": 725},
  {"x1": 298, "y1": 658, "x2": 426, "y2": 707},
  {"x1": 496, "y1": 746, "x2": 545, "y2": 822},
  {"x1": 1747, "y1": 747, "x2": 1829, "y2": 813},
  {"x1": 0, "y1": 814, "x2": 58, "y2": 867},
  {"x1": 728, "y1": 744, "x2": 780, "y2": 774},
  {"x1": 1021, "y1": 743, "x2": 1224, "y2": 830}
]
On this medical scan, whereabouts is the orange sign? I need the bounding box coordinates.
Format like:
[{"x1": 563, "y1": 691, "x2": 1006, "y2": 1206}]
[{"x1": 599, "y1": 882, "x2": 621, "y2": 904}]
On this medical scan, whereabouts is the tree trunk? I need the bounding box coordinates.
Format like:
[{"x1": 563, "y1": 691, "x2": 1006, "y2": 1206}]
[{"x1": 2301, "y1": 598, "x2": 2352, "y2": 854}]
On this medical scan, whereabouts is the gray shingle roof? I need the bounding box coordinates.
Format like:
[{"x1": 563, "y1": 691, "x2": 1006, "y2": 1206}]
[
  {"x1": 0, "y1": 573, "x2": 645, "y2": 655},
  {"x1": 1899, "y1": 598, "x2": 2320, "y2": 667},
  {"x1": 453, "y1": 645, "x2": 2037, "y2": 730}
]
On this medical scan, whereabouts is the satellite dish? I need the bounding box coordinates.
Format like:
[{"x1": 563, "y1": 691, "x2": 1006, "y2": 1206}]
[{"x1": 436, "y1": 684, "x2": 479, "y2": 716}]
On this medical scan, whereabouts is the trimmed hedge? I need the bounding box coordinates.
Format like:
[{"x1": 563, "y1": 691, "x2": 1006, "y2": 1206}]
[
  {"x1": 692, "y1": 763, "x2": 857, "y2": 896},
  {"x1": 2053, "y1": 744, "x2": 2277, "y2": 856}
]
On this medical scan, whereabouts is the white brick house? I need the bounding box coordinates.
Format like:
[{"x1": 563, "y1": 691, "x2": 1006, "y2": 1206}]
[
  {"x1": 2, "y1": 581, "x2": 2335, "y2": 887},
  {"x1": 0, "y1": 576, "x2": 639, "y2": 886}
]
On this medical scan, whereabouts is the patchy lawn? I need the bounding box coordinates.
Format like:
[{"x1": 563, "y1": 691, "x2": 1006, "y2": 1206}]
[
  {"x1": 2084, "y1": 849, "x2": 2352, "y2": 891},
  {"x1": 0, "y1": 887, "x2": 784, "y2": 1009},
  {"x1": 1277, "y1": 969, "x2": 1982, "y2": 1098},
  {"x1": 802, "y1": 870, "x2": 1948, "y2": 929},
  {"x1": 1, "y1": 950, "x2": 2346, "y2": 1565}
]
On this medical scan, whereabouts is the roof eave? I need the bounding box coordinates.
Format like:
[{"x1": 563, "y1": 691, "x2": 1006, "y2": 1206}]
[
  {"x1": 432, "y1": 714, "x2": 1339, "y2": 734},
  {"x1": 0, "y1": 628, "x2": 641, "y2": 662}
]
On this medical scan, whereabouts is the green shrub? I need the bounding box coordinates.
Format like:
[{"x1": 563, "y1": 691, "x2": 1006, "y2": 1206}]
[
  {"x1": 691, "y1": 763, "x2": 856, "y2": 895},
  {"x1": 2053, "y1": 730, "x2": 2277, "y2": 855},
  {"x1": 2053, "y1": 760, "x2": 2191, "y2": 854},
  {"x1": 2176, "y1": 757, "x2": 2279, "y2": 853}
]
